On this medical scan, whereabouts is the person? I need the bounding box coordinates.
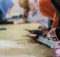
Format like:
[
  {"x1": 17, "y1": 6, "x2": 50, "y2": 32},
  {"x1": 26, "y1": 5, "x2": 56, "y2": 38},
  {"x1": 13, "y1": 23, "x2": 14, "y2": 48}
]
[
  {"x1": 27, "y1": 0, "x2": 38, "y2": 23},
  {"x1": 48, "y1": 0, "x2": 60, "y2": 40},
  {"x1": 0, "y1": 0, "x2": 14, "y2": 24},
  {"x1": 39, "y1": 0, "x2": 58, "y2": 28},
  {"x1": 0, "y1": 0, "x2": 14, "y2": 19},
  {"x1": 18, "y1": 0, "x2": 29, "y2": 23},
  {"x1": 51, "y1": 0, "x2": 60, "y2": 28},
  {"x1": 27, "y1": 0, "x2": 49, "y2": 28},
  {"x1": 19, "y1": 0, "x2": 29, "y2": 18}
]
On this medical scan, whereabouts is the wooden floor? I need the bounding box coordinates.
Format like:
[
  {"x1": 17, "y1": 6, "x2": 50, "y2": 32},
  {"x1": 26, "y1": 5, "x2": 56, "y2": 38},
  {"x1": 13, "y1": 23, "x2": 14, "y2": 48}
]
[{"x1": 0, "y1": 24, "x2": 52, "y2": 57}]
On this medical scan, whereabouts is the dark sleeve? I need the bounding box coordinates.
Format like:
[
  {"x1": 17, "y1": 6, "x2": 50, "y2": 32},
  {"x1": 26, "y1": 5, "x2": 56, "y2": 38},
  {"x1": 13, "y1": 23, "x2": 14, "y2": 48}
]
[{"x1": 33, "y1": 30, "x2": 43, "y2": 38}]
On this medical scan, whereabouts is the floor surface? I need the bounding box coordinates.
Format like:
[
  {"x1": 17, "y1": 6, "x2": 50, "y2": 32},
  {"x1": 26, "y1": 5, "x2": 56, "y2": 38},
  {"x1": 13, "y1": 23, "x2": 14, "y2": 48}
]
[{"x1": 0, "y1": 24, "x2": 52, "y2": 57}]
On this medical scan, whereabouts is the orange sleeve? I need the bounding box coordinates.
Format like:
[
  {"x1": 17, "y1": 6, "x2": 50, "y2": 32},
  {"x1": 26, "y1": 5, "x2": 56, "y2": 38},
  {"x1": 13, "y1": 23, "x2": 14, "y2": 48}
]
[
  {"x1": 39, "y1": 0, "x2": 58, "y2": 28},
  {"x1": 51, "y1": 13, "x2": 58, "y2": 28},
  {"x1": 39, "y1": 0, "x2": 55, "y2": 18}
]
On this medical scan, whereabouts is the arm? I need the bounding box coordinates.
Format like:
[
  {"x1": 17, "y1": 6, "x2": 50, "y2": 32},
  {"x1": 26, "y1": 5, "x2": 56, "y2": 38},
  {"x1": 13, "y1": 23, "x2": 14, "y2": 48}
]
[{"x1": 51, "y1": 12, "x2": 58, "y2": 28}]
